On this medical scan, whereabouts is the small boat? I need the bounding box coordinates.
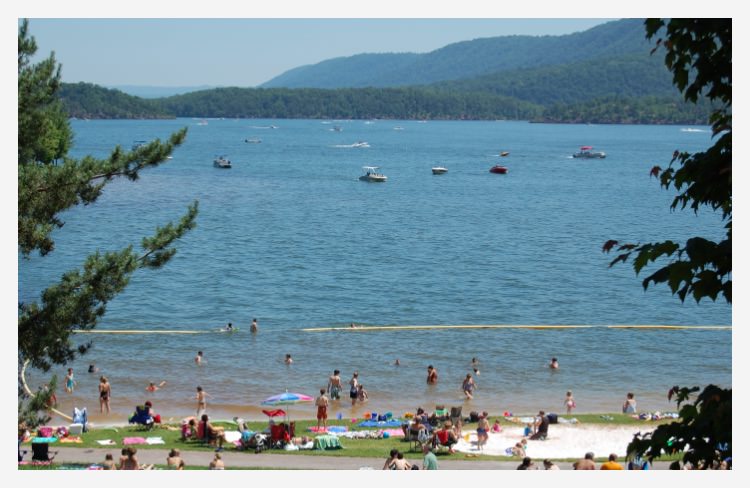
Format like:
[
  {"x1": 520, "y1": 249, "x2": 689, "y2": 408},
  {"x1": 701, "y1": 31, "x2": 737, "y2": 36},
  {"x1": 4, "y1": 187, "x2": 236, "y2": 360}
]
[
  {"x1": 359, "y1": 166, "x2": 387, "y2": 182},
  {"x1": 572, "y1": 146, "x2": 606, "y2": 158},
  {"x1": 131, "y1": 140, "x2": 147, "y2": 151},
  {"x1": 332, "y1": 125, "x2": 343, "y2": 132},
  {"x1": 351, "y1": 141, "x2": 370, "y2": 148},
  {"x1": 245, "y1": 138, "x2": 262, "y2": 143},
  {"x1": 393, "y1": 126, "x2": 404, "y2": 131},
  {"x1": 213, "y1": 155, "x2": 232, "y2": 169},
  {"x1": 500, "y1": 151, "x2": 510, "y2": 157},
  {"x1": 432, "y1": 166, "x2": 448, "y2": 175},
  {"x1": 197, "y1": 120, "x2": 208, "y2": 126},
  {"x1": 489, "y1": 165, "x2": 508, "y2": 174}
]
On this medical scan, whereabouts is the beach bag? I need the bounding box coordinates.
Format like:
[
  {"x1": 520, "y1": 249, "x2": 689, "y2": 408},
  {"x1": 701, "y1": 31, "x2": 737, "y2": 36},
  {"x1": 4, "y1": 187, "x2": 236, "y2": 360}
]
[
  {"x1": 38, "y1": 426, "x2": 53, "y2": 438},
  {"x1": 469, "y1": 411, "x2": 480, "y2": 423},
  {"x1": 547, "y1": 413, "x2": 558, "y2": 424}
]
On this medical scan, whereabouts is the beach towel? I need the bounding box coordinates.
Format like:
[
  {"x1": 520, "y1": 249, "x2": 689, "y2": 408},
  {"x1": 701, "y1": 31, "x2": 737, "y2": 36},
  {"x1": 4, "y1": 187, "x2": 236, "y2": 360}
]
[
  {"x1": 313, "y1": 435, "x2": 342, "y2": 450},
  {"x1": 31, "y1": 437, "x2": 57, "y2": 443},
  {"x1": 59, "y1": 436, "x2": 83, "y2": 443},
  {"x1": 307, "y1": 426, "x2": 348, "y2": 433},
  {"x1": 145, "y1": 437, "x2": 165, "y2": 445},
  {"x1": 224, "y1": 431, "x2": 241, "y2": 443},
  {"x1": 357, "y1": 420, "x2": 402, "y2": 428},
  {"x1": 96, "y1": 440, "x2": 116, "y2": 446},
  {"x1": 123, "y1": 437, "x2": 147, "y2": 445}
]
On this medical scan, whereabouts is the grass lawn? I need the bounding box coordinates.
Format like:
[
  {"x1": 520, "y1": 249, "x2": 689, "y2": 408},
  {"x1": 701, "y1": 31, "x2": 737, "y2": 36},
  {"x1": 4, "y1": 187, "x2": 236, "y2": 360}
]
[{"x1": 19, "y1": 413, "x2": 678, "y2": 464}]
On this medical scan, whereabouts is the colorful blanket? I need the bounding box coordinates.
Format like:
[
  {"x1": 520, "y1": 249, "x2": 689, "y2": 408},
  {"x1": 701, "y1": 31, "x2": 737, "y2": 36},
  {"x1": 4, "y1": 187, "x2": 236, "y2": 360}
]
[
  {"x1": 123, "y1": 437, "x2": 147, "y2": 445},
  {"x1": 357, "y1": 420, "x2": 403, "y2": 428},
  {"x1": 59, "y1": 436, "x2": 83, "y2": 443}
]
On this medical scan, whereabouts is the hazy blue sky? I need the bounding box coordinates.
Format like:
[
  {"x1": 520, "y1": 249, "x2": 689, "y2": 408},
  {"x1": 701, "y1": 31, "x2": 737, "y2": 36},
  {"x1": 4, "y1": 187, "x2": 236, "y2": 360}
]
[{"x1": 26, "y1": 18, "x2": 617, "y2": 87}]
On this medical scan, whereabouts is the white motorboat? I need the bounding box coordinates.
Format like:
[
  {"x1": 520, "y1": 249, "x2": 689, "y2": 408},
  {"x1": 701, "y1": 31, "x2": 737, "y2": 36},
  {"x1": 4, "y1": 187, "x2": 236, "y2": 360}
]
[
  {"x1": 213, "y1": 155, "x2": 232, "y2": 168},
  {"x1": 359, "y1": 166, "x2": 387, "y2": 182},
  {"x1": 432, "y1": 166, "x2": 448, "y2": 175},
  {"x1": 351, "y1": 141, "x2": 370, "y2": 148},
  {"x1": 572, "y1": 146, "x2": 606, "y2": 158}
]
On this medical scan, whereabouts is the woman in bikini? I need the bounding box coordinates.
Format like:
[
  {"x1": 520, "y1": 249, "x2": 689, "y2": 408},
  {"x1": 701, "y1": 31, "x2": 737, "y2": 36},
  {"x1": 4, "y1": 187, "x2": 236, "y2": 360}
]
[
  {"x1": 462, "y1": 373, "x2": 475, "y2": 400},
  {"x1": 99, "y1": 376, "x2": 111, "y2": 414},
  {"x1": 349, "y1": 372, "x2": 359, "y2": 406}
]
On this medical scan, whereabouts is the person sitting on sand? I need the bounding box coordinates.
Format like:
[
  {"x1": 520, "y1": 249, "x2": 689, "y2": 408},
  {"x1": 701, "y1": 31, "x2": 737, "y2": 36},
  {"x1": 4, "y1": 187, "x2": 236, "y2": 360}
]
[
  {"x1": 564, "y1": 390, "x2": 576, "y2": 413},
  {"x1": 491, "y1": 418, "x2": 502, "y2": 433},
  {"x1": 622, "y1": 392, "x2": 637, "y2": 413},
  {"x1": 167, "y1": 448, "x2": 185, "y2": 470},
  {"x1": 529, "y1": 410, "x2": 549, "y2": 440},
  {"x1": 181, "y1": 418, "x2": 197, "y2": 440},
  {"x1": 146, "y1": 381, "x2": 167, "y2": 392},
  {"x1": 549, "y1": 357, "x2": 559, "y2": 369},
  {"x1": 143, "y1": 400, "x2": 161, "y2": 423},
  {"x1": 511, "y1": 442, "x2": 526, "y2": 457}
]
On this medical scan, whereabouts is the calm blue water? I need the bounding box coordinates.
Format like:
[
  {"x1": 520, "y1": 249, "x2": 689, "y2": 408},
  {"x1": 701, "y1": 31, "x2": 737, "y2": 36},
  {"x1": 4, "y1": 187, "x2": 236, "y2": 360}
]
[{"x1": 20, "y1": 119, "x2": 731, "y2": 422}]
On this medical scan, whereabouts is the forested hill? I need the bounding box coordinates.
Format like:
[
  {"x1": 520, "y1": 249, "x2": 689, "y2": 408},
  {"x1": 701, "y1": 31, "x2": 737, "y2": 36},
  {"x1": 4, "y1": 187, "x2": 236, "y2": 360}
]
[
  {"x1": 60, "y1": 82, "x2": 172, "y2": 119},
  {"x1": 261, "y1": 19, "x2": 652, "y2": 89}
]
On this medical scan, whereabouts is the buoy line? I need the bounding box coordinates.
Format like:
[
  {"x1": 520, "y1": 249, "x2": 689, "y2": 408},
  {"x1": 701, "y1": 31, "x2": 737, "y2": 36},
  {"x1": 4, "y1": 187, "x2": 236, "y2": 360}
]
[
  {"x1": 302, "y1": 324, "x2": 731, "y2": 332},
  {"x1": 20, "y1": 359, "x2": 74, "y2": 421}
]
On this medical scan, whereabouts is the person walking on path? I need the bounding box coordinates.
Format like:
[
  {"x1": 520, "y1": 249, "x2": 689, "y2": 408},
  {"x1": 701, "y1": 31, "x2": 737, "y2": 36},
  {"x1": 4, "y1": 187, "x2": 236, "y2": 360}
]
[
  {"x1": 98, "y1": 376, "x2": 111, "y2": 414},
  {"x1": 422, "y1": 444, "x2": 438, "y2": 470},
  {"x1": 315, "y1": 388, "x2": 330, "y2": 430}
]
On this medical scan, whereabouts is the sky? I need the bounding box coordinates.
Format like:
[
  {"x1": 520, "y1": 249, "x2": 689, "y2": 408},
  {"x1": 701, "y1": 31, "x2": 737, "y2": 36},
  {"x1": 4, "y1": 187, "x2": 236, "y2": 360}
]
[{"x1": 25, "y1": 18, "x2": 617, "y2": 88}]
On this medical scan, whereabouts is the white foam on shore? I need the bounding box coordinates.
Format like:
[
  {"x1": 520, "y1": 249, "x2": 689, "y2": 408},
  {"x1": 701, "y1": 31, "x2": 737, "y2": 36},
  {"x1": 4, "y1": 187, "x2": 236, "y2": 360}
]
[{"x1": 455, "y1": 423, "x2": 654, "y2": 459}]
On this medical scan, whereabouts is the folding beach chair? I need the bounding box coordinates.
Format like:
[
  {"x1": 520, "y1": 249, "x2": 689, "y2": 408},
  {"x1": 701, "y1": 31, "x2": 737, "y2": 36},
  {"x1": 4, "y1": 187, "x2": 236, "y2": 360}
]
[
  {"x1": 128, "y1": 405, "x2": 155, "y2": 430},
  {"x1": 449, "y1": 406, "x2": 462, "y2": 426}
]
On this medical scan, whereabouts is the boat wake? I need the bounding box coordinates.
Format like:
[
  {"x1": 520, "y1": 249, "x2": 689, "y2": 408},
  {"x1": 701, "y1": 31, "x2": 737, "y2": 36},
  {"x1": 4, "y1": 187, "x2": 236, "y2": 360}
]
[
  {"x1": 333, "y1": 142, "x2": 370, "y2": 148},
  {"x1": 680, "y1": 128, "x2": 708, "y2": 133}
]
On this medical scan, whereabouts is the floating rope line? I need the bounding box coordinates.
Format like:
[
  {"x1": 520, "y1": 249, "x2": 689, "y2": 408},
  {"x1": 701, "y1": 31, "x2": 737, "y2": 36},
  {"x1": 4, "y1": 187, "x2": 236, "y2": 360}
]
[{"x1": 302, "y1": 324, "x2": 731, "y2": 332}]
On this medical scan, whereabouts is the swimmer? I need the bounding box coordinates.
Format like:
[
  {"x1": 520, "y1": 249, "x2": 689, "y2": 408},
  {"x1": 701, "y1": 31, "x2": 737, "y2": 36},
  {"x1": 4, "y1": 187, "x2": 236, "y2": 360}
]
[
  {"x1": 549, "y1": 357, "x2": 559, "y2": 369},
  {"x1": 426, "y1": 365, "x2": 438, "y2": 385},
  {"x1": 473, "y1": 367, "x2": 480, "y2": 376},
  {"x1": 224, "y1": 322, "x2": 234, "y2": 332},
  {"x1": 250, "y1": 318, "x2": 258, "y2": 333},
  {"x1": 88, "y1": 364, "x2": 99, "y2": 374},
  {"x1": 394, "y1": 359, "x2": 401, "y2": 366},
  {"x1": 195, "y1": 351, "x2": 204, "y2": 366},
  {"x1": 146, "y1": 381, "x2": 167, "y2": 392},
  {"x1": 350, "y1": 322, "x2": 357, "y2": 328},
  {"x1": 284, "y1": 354, "x2": 293, "y2": 365}
]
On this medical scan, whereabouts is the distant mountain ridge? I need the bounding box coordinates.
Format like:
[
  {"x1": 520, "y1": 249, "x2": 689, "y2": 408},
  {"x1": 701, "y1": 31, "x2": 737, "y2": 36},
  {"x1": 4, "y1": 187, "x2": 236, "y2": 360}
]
[{"x1": 261, "y1": 19, "x2": 652, "y2": 88}]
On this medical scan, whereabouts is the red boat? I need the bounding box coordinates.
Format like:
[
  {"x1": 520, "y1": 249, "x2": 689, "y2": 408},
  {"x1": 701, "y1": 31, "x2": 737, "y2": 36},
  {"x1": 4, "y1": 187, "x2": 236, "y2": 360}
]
[{"x1": 489, "y1": 165, "x2": 508, "y2": 174}]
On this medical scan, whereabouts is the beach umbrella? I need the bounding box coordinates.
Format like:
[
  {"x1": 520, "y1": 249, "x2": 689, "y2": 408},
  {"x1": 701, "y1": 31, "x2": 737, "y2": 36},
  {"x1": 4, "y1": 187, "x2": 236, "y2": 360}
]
[
  {"x1": 261, "y1": 391, "x2": 314, "y2": 426},
  {"x1": 261, "y1": 409, "x2": 286, "y2": 418}
]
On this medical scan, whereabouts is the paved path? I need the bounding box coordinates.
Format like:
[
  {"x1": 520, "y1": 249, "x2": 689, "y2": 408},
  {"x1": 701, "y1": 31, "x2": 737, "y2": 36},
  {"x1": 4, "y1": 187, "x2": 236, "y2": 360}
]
[{"x1": 47, "y1": 447, "x2": 669, "y2": 470}]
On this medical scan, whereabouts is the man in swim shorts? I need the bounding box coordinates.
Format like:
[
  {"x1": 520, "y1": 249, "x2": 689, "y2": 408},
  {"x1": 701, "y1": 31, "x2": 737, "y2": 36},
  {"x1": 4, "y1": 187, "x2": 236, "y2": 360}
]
[
  {"x1": 327, "y1": 370, "x2": 342, "y2": 400},
  {"x1": 315, "y1": 388, "x2": 329, "y2": 430},
  {"x1": 426, "y1": 365, "x2": 438, "y2": 385}
]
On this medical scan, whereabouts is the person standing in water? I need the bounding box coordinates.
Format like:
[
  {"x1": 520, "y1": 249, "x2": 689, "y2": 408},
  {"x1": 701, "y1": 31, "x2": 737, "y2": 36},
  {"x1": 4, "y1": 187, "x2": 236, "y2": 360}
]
[
  {"x1": 462, "y1": 373, "x2": 475, "y2": 400},
  {"x1": 195, "y1": 351, "x2": 204, "y2": 366},
  {"x1": 99, "y1": 376, "x2": 111, "y2": 414},
  {"x1": 426, "y1": 365, "x2": 438, "y2": 385},
  {"x1": 327, "y1": 370, "x2": 342, "y2": 400},
  {"x1": 64, "y1": 368, "x2": 76, "y2": 393},
  {"x1": 564, "y1": 390, "x2": 576, "y2": 414},
  {"x1": 549, "y1": 357, "x2": 559, "y2": 369},
  {"x1": 349, "y1": 372, "x2": 360, "y2": 406},
  {"x1": 250, "y1": 318, "x2": 258, "y2": 333}
]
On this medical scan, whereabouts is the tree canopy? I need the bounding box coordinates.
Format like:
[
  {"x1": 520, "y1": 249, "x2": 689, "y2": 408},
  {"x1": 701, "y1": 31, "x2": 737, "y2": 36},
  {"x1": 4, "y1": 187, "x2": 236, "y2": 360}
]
[
  {"x1": 608, "y1": 18, "x2": 732, "y2": 470},
  {"x1": 17, "y1": 19, "x2": 198, "y2": 426}
]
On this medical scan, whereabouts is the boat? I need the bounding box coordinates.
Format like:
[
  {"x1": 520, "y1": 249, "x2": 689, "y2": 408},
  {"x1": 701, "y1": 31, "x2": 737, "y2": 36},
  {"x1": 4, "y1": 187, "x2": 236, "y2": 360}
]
[
  {"x1": 359, "y1": 166, "x2": 387, "y2": 182},
  {"x1": 213, "y1": 155, "x2": 232, "y2": 169},
  {"x1": 572, "y1": 146, "x2": 606, "y2": 158},
  {"x1": 431, "y1": 166, "x2": 448, "y2": 175},
  {"x1": 197, "y1": 119, "x2": 208, "y2": 126},
  {"x1": 393, "y1": 126, "x2": 404, "y2": 131},
  {"x1": 489, "y1": 165, "x2": 508, "y2": 174},
  {"x1": 500, "y1": 151, "x2": 510, "y2": 157},
  {"x1": 244, "y1": 138, "x2": 262, "y2": 143},
  {"x1": 351, "y1": 141, "x2": 370, "y2": 148},
  {"x1": 332, "y1": 125, "x2": 343, "y2": 132}
]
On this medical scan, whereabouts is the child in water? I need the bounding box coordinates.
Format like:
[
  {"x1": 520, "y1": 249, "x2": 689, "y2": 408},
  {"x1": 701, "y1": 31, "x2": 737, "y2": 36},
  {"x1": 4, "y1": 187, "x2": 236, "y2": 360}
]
[
  {"x1": 146, "y1": 381, "x2": 167, "y2": 392},
  {"x1": 284, "y1": 354, "x2": 293, "y2": 365},
  {"x1": 356, "y1": 384, "x2": 369, "y2": 404},
  {"x1": 564, "y1": 390, "x2": 576, "y2": 414}
]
